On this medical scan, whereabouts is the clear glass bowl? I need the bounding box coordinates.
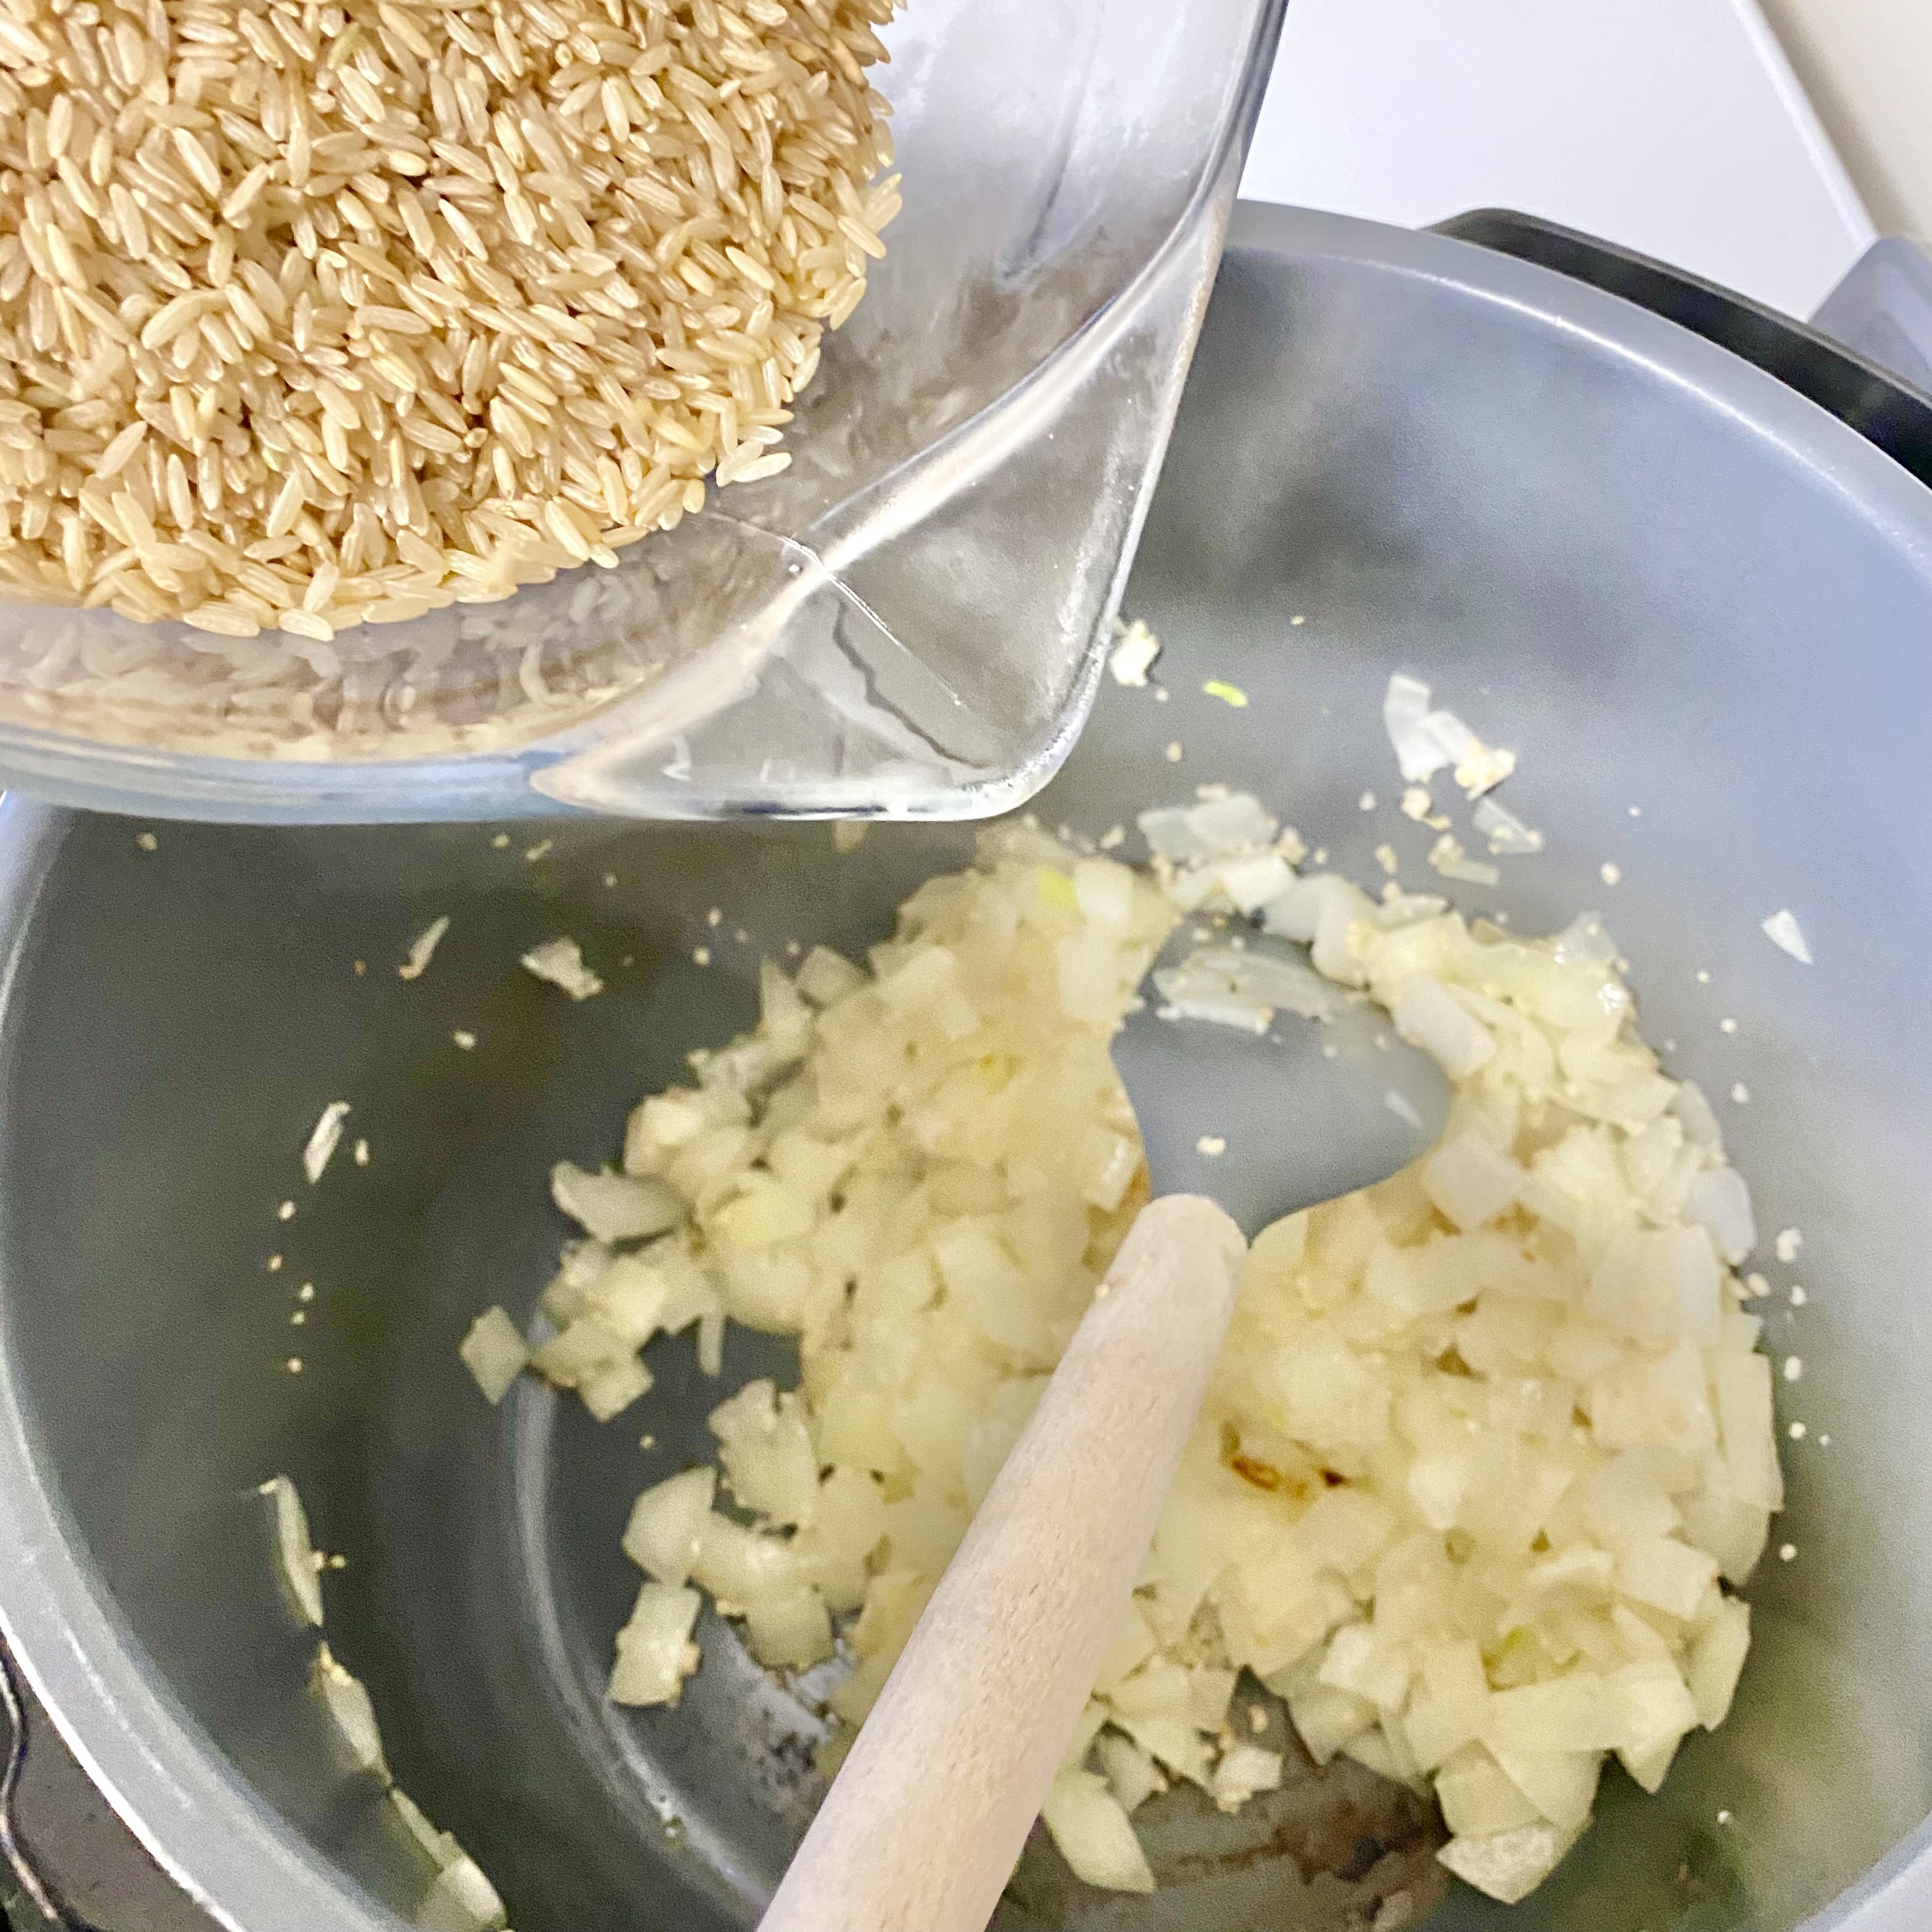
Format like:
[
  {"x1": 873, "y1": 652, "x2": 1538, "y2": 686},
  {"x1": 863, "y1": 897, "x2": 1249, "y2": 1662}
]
[{"x1": 0, "y1": 0, "x2": 1285, "y2": 821}]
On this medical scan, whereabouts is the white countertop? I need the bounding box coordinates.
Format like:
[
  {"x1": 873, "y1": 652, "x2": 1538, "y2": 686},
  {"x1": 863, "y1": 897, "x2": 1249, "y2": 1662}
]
[{"x1": 1240, "y1": 0, "x2": 1876, "y2": 319}]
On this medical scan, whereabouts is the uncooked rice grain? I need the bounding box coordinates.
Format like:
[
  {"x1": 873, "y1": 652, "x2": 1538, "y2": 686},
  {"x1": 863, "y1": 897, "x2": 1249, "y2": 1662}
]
[{"x1": 0, "y1": 0, "x2": 903, "y2": 647}]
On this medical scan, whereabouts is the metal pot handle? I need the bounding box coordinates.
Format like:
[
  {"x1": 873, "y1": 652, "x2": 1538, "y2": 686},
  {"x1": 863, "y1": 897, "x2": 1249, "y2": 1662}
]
[
  {"x1": 1434, "y1": 207, "x2": 1932, "y2": 491},
  {"x1": 1, "y1": 1642, "x2": 105, "y2": 1931}
]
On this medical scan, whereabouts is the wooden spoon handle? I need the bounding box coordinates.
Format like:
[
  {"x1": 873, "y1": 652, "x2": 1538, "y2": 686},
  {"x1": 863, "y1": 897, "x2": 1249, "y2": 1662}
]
[{"x1": 760, "y1": 1193, "x2": 1246, "y2": 1932}]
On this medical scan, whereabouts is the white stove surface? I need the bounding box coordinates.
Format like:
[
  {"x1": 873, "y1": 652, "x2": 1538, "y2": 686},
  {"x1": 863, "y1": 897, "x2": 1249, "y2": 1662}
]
[{"x1": 1241, "y1": 0, "x2": 1875, "y2": 319}]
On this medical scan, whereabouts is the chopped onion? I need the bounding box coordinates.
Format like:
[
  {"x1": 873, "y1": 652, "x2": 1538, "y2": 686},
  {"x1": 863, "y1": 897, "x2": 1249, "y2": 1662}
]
[
  {"x1": 1211, "y1": 1742, "x2": 1284, "y2": 1812},
  {"x1": 1095, "y1": 1731, "x2": 1167, "y2": 1813},
  {"x1": 709, "y1": 1380, "x2": 821, "y2": 1527},
  {"x1": 1153, "y1": 944, "x2": 1346, "y2": 1028},
  {"x1": 1438, "y1": 1820, "x2": 1583, "y2": 1905},
  {"x1": 390, "y1": 1788, "x2": 461, "y2": 1869},
  {"x1": 1391, "y1": 974, "x2": 1496, "y2": 1077},
  {"x1": 312, "y1": 1642, "x2": 388, "y2": 1782},
  {"x1": 258, "y1": 1475, "x2": 324, "y2": 1627},
  {"x1": 413, "y1": 1853, "x2": 507, "y2": 1932},
  {"x1": 1686, "y1": 1167, "x2": 1757, "y2": 1266},
  {"x1": 622, "y1": 1468, "x2": 716, "y2": 1586},
  {"x1": 303, "y1": 1101, "x2": 351, "y2": 1184},
  {"x1": 458, "y1": 1307, "x2": 529, "y2": 1406},
  {"x1": 608, "y1": 1582, "x2": 702, "y2": 1706},
  {"x1": 512, "y1": 816, "x2": 1781, "y2": 1907},
  {"x1": 1041, "y1": 1768, "x2": 1155, "y2": 1893},
  {"x1": 1473, "y1": 796, "x2": 1544, "y2": 855},
  {"x1": 1383, "y1": 673, "x2": 1446, "y2": 782},
  {"x1": 1761, "y1": 908, "x2": 1813, "y2": 965},
  {"x1": 795, "y1": 945, "x2": 868, "y2": 1008},
  {"x1": 549, "y1": 1163, "x2": 684, "y2": 1243},
  {"x1": 397, "y1": 916, "x2": 450, "y2": 982},
  {"x1": 521, "y1": 936, "x2": 604, "y2": 1001},
  {"x1": 1427, "y1": 834, "x2": 1501, "y2": 888}
]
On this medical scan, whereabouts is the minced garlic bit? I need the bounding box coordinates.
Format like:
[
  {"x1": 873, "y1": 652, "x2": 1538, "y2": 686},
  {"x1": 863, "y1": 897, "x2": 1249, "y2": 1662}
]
[
  {"x1": 525, "y1": 839, "x2": 555, "y2": 864},
  {"x1": 452, "y1": 1030, "x2": 477, "y2": 1051},
  {"x1": 136, "y1": 830, "x2": 158, "y2": 852},
  {"x1": 692, "y1": 947, "x2": 712, "y2": 967},
  {"x1": 1775, "y1": 1228, "x2": 1803, "y2": 1262},
  {"x1": 1195, "y1": 1135, "x2": 1227, "y2": 1157},
  {"x1": 1600, "y1": 862, "x2": 1622, "y2": 887},
  {"x1": 1164, "y1": 742, "x2": 1184, "y2": 763}
]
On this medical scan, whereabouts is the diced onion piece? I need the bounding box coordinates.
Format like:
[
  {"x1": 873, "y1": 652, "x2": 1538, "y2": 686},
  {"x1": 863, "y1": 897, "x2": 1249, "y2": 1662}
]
[
  {"x1": 608, "y1": 1581, "x2": 702, "y2": 1706},
  {"x1": 413, "y1": 1852, "x2": 507, "y2": 1932},
  {"x1": 1422, "y1": 1133, "x2": 1522, "y2": 1230},
  {"x1": 550, "y1": 1162, "x2": 684, "y2": 1242},
  {"x1": 1671, "y1": 1080, "x2": 1724, "y2": 1151},
  {"x1": 579, "y1": 1351, "x2": 653, "y2": 1421},
  {"x1": 1095, "y1": 1731, "x2": 1167, "y2": 1813},
  {"x1": 397, "y1": 916, "x2": 450, "y2": 982},
  {"x1": 1473, "y1": 796, "x2": 1544, "y2": 855},
  {"x1": 312, "y1": 1642, "x2": 388, "y2": 1781},
  {"x1": 623, "y1": 1469, "x2": 717, "y2": 1586},
  {"x1": 1137, "y1": 806, "x2": 1206, "y2": 863},
  {"x1": 458, "y1": 1307, "x2": 529, "y2": 1405},
  {"x1": 1616, "y1": 1536, "x2": 1721, "y2": 1620},
  {"x1": 1438, "y1": 1820, "x2": 1583, "y2": 1905},
  {"x1": 1686, "y1": 1596, "x2": 1752, "y2": 1728},
  {"x1": 1384, "y1": 673, "x2": 1448, "y2": 782},
  {"x1": 1211, "y1": 1743, "x2": 1283, "y2": 1811},
  {"x1": 258, "y1": 1475, "x2": 325, "y2": 1628},
  {"x1": 303, "y1": 1100, "x2": 351, "y2": 1184},
  {"x1": 521, "y1": 936, "x2": 604, "y2": 1001},
  {"x1": 1427, "y1": 834, "x2": 1501, "y2": 888},
  {"x1": 709, "y1": 1380, "x2": 821, "y2": 1527},
  {"x1": 1186, "y1": 793, "x2": 1278, "y2": 854},
  {"x1": 1436, "y1": 1745, "x2": 1541, "y2": 1837},
  {"x1": 795, "y1": 945, "x2": 868, "y2": 1008},
  {"x1": 1760, "y1": 908, "x2": 1813, "y2": 965},
  {"x1": 742, "y1": 1583, "x2": 834, "y2": 1669},
  {"x1": 1041, "y1": 1768, "x2": 1155, "y2": 1893},
  {"x1": 1686, "y1": 1167, "x2": 1756, "y2": 1266},
  {"x1": 390, "y1": 1788, "x2": 461, "y2": 1869},
  {"x1": 1392, "y1": 974, "x2": 1496, "y2": 1077},
  {"x1": 529, "y1": 1314, "x2": 631, "y2": 1388}
]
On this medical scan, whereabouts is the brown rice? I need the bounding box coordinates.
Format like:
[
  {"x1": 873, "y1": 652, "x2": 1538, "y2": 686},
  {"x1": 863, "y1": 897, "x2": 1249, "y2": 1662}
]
[{"x1": 0, "y1": 0, "x2": 902, "y2": 639}]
